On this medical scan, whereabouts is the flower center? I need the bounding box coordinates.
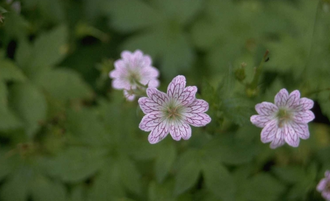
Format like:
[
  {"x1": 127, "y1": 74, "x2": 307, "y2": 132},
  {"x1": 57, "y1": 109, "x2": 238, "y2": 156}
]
[
  {"x1": 128, "y1": 71, "x2": 141, "y2": 85},
  {"x1": 163, "y1": 100, "x2": 183, "y2": 122},
  {"x1": 276, "y1": 108, "x2": 292, "y2": 128}
]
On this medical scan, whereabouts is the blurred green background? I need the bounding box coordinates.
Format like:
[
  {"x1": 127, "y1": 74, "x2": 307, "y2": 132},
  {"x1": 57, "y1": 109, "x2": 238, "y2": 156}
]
[{"x1": 0, "y1": 0, "x2": 330, "y2": 200}]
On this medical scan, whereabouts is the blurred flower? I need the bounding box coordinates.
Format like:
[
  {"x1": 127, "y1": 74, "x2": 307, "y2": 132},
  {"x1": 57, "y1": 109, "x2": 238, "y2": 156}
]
[
  {"x1": 317, "y1": 170, "x2": 330, "y2": 200},
  {"x1": 138, "y1": 75, "x2": 211, "y2": 144},
  {"x1": 250, "y1": 89, "x2": 314, "y2": 149},
  {"x1": 109, "y1": 50, "x2": 159, "y2": 101}
]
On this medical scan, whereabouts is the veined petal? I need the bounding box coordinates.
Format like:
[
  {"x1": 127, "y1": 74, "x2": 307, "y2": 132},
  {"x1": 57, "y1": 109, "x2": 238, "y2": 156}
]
[
  {"x1": 296, "y1": 98, "x2": 314, "y2": 111},
  {"x1": 184, "y1": 99, "x2": 209, "y2": 113},
  {"x1": 283, "y1": 123, "x2": 300, "y2": 147},
  {"x1": 287, "y1": 90, "x2": 301, "y2": 108},
  {"x1": 147, "y1": 88, "x2": 169, "y2": 105},
  {"x1": 290, "y1": 122, "x2": 310, "y2": 139},
  {"x1": 167, "y1": 75, "x2": 186, "y2": 99},
  {"x1": 183, "y1": 113, "x2": 211, "y2": 127},
  {"x1": 177, "y1": 86, "x2": 197, "y2": 105},
  {"x1": 275, "y1": 88, "x2": 289, "y2": 107},
  {"x1": 261, "y1": 119, "x2": 278, "y2": 143},
  {"x1": 169, "y1": 121, "x2": 192, "y2": 141},
  {"x1": 251, "y1": 115, "x2": 272, "y2": 128},
  {"x1": 148, "y1": 121, "x2": 169, "y2": 144},
  {"x1": 270, "y1": 128, "x2": 285, "y2": 149},
  {"x1": 139, "y1": 112, "x2": 163, "y2": 131},
  {"x1": 112, "y1": 79, "x2": 130, "y2": 90},
  {"x1": 138, "y1": 97, "x2": 162, "y2": 114},
  {"x1": 255, "y1": 102, "x2": 278, "y2": 116},
  {"x1": 293, "y1": 110, "x2": 315, "y2": 124}
]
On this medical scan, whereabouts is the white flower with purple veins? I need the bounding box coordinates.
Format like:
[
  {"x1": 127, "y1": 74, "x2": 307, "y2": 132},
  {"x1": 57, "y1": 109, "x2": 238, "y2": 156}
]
[
  {"x1": 250, "y1": 89, "x2": 315, "y2": 149},
  {"x1": 138, "y1": 75, "x2": 211, "y2": 144},
  {"x1": 109, "y1": 50, "x2": 159, "y2": 101},
  {"x1": 317, "y1": 170, "x2": 330, "y2": 201}
]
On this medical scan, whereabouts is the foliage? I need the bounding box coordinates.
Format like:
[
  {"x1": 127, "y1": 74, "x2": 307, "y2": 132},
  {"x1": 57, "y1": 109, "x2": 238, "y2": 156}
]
[{"x1": 0, "y1": 0, "x2": 330, "y2": 201}]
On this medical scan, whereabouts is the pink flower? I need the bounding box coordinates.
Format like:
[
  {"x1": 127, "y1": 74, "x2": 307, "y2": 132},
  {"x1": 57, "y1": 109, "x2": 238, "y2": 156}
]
[
  {"x1": 138, "y1": 75, "x2": 211, "y2": 144},
  {"x1": 317, "y1": 170, "x2": 330, "y2": 200},
  {"x1": 250, "y1": 89, "x2": 314, "y2": 149},
  {"x1": 109, "y1": 50, "x2": 159, "y2": 101}
]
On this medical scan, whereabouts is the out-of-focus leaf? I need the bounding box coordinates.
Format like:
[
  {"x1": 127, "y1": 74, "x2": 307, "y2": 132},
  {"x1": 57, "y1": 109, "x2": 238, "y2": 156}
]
[
  {"x1": 148, "y1": 180, "x2": 175, "y2": 201},
  {"x1": 155, "y1": 143, "x2": 176, "y2": 183},
  {"x1": 9, "y1": 83, "x2": 47, "y2": 138},
  {"x1": 104, "y1": 0, "x2": 165, "y2": 32},
  {"x1": 31, "y1": 176, "x2": 66, "y2": 201},
  {"x1": 118, "y1": 156, "x2": 141, "y2": 195},
  {"x1": 33, "y1": 68, "x2": 93, "y2": 101},
  {"x1": 70, "y1": 185, "x2": 86, "y2": 201},
  {"x1": 2, "y1": 12, "x2": 28, "y2": 40},
  {"x1": 174, "y1": 149, "x2": 201, "y2": 195},
  {"x1": 0, "y1": 59, "x2": 25, "y2": 82},
  {"x1": 89, "y1": 161, "x2": 125, "y2": 201},
  {"x1": 202, "y1": 156, "x2": 235, "y2": 201},
  {"x1": 66, "y1": 108, "x2": 111, "y2": 146},
  {"x1": 47, "y1": 147, "x2": 106, "y2": 183},
  {"x1": 272, "y1": 166, "x2": 305, "y2": 184},
  {"x1": 122, "y1": 26, "x2": 194, "y2": 79},
  {"x1": 0, "y1": 168, "x2": 31, "y2": 201},
  {"x1": 0, "y1": 150, "x2": 11, "y2": 181},
  {"x1": 244, "y1": 173, "x2": 285, "y2": 201},
  {"x1": 221, "y1": 97, "x2": 253, "y2": 126}
]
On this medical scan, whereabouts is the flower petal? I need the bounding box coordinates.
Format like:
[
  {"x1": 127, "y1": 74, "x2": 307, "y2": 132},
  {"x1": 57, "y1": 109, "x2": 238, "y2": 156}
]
[
  {"x1": 317, "y1": 179, "x2": 327, "y2": 192},
  {"x1": 184, "y1": 99, "x2": 209, "y2": 114},
  {"x1": 293, "y1": 110, "x2": 315, "y2": 124},
  {"x1": 121, "y1": 50, "x2": 133, "y2": 60},
  {"x1": 270, "y1": 128, "x2": 285, "y2": 149},
  {"x1": 251, "y1": 115, "x2": 272, "y2": 128},
  {"x1": 112, "y1": 79, "x2": 130, "y2": 90},
  {"x1": 286, "y1": 90, "x2": 301, "y2": 108},
  {"x1": 255, "y1": 102, "x2": 278, "y2": 116},
  {"x1": 183, "y1": 113, "x2": 211, "y2": 127},
  {"x1": 147, "y1": 88, "x2": 169, "y2": 105},
  {"x1": 148, "y1": 121, "x2": 169, "y2": 144},
  {"x1": 290, "y1": 122, "x2": 310, "y2": 139},
  {"x1": 283, "y1": 123, "x2": 300, "y2": 147},
  {"x1": 124, "y1": 90, "x2": 135, "y2": 101},
  {"x1": 275, "y1": 88, "x2": 289, "y2": 107},
  {"x1": 167, "y1": 75, "x2": 186, "y2": 99},
  {"x1": 139, "y1": 112, "x2": 163, "y2": 131},
  {"x1": 169, "y1": 121, "x2": 192, "y2": 141},
  {"x1": 138, "y1": 97, "x2": 162, "y2": 114},
  {"x1": 261, "y1": 119, "x2": 278, "y2": 143},
  {"x1": 296, "y1": 97, "x2": 314, "y2": 111},
  {"x1": 177, "y1": 86, "x2": 197, "y2": 105}
]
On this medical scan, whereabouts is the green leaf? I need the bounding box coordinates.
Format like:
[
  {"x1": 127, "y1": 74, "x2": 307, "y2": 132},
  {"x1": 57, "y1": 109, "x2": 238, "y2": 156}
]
[
  {"x1": 70, "y1": 185, "x2": 86, "y2": 201},
  {"x1": 174, "y1": 149, "x2": 201, "y2": 195},
  {"x1": 148, "y1": 180, "x2": 175, "y2": 201},
  {"x1": 272, "y1": 166, "x2": 305, "y2": 184},
  {"x1": 33, "y1": 68, "x2": 93, "y2": 101},
  {"x1": 118, "y1": 156, "x2": 141, "y2": 194},
  {"x1": 0, "y1": 168, "x2": 31, "y2": 201},
  {"x1": 66, "y1": 108, "x2": 111, "y2": 146},
  {"x1": 15, "y1": 39, "x2": 32, "y2": 69},
  {"x1": 47, "y1": 147, "x2": 106, "y2": 183},
  {"x1": 245, "y1": 173, "x2": 285, "y2": 201},
  {"x1": 0, "y1": 59, "x2": 25, "y2": 82},
  {"x1": 31, "y1": 176, "x2": 66, "y2": 201},
  {"x1": 202, "y1": 157, "x2": 235, "y2": 201},
  {"x1": 104, "y1": 0, "x2": 165, "y2": 32},
  {"x1": 9, "y1": 83, "x2": 47, "y2": 138},
  {"x1": 155, "y1": 143, "x2": 176, "y2": 183},
  {"x1": 123, "y1": 26, "x2": 194, "y2": 79},
  {"x1": 89, "y1": 162, "x2": 125, "y2": 201},
  {"x1": 0, "y1": 150, "x2": 11, "y2": 181}
]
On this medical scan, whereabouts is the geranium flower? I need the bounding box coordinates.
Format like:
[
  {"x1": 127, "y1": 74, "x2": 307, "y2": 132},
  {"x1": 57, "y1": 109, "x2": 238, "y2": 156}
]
[
  {"x1": 109, "y1": 50, "x2": 159, "y2": 101},
  {"x1": 138, "y1": 75, "x2": 211, "y2": 144},
  {"x1": 250, "y1": 89, "x2": 314, "y2": 149},
  {"x1": 317, "y1": 170, "x2": 330, "y2": 201}
]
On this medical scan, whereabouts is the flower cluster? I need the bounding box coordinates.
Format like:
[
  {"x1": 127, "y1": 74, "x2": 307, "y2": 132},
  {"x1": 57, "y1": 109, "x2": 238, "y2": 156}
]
[
  {"x1": 109, "y1": 50, "x2": 159, "y2": 101},
  {"x1": 317, "y1": 170, "x2": 330, "y2": 200},
  {"x1": 250, "y1": 89, "x2": 314, "y2": 149}
]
